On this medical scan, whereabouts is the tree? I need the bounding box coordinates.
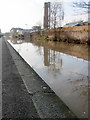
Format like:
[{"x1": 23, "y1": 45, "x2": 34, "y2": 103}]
[
  {"x1": 50, "y1": 2, "x2": 64, "y2": 41},
  {"x1": 73, "y1": 1, "x2": 90, "y2": 15},
  {"x1": 50, "y1": 2, "x2": 64, "y2": 29}
]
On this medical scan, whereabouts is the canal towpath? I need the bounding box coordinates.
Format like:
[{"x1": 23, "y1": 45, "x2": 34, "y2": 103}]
[
  {"x1": 2, "y1": 37, "x2": 40, "y2": 118},
  {"x1": 1, "y1": 36, "x2": 76, "y2": 119}
]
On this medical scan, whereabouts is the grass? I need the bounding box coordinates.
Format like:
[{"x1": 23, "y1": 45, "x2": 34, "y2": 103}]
[{"x1": 35, "y1": 36, "x2": 53, "y2": 42}]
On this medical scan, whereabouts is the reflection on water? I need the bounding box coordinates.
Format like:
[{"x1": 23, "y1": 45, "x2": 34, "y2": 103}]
[{"x1": 8, "y1": 39, "x2": 89, "y2": 118}]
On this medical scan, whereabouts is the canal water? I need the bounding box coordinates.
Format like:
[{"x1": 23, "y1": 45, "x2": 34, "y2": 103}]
[{"x1": 8, "y1": 39, "x2": 89, "y2": 118}]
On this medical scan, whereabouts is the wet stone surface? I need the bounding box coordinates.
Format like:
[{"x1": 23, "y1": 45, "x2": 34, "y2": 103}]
[{"x1": 32, "y1": 92, "x2": 76, "y2": 118}]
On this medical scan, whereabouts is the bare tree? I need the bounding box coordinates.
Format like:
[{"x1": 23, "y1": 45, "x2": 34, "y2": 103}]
[
  {"x1": 73, "y1": 1, "x2": 90, "y2": 15},
  {"x1": 50, "y1": 2, "x2": 64, "y2": 28},
  {"x1": 50, "y1": 2, "x2": 64, "y2": 41}
]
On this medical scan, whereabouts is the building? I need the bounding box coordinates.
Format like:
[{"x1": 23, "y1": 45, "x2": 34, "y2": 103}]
[
  {"x1": 18, "y1": 29, "x2": 32, "y2": 35},
  {"x1": 64, "y1": 21, "x2": 84, "y2": 27},
  {"x1": 10, "y1": 28, "x2": 33, "y2": 37},
  {"x1": 32, "y1": 26, "x2": 41, "y2": 31},
  {"x1": 10, "y1": 28, "x2": 23, "y2": 37},
  {"x1": 44, "y1": 2, "x2": 51, "y2": 29}
]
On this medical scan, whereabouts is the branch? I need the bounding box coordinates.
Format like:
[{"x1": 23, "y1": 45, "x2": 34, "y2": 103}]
[{"x1": 73, "y1": 1, "x2": 90, "y2": 9}]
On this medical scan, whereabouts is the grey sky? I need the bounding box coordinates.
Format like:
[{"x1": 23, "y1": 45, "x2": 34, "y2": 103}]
[{"x1": 0, "y1": 0, "x2": 89, "y2": 32}]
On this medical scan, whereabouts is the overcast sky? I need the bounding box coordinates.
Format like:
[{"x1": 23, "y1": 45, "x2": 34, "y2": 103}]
[{"x1": 0, "y1": 0, "x2": 88, "y2": 33}]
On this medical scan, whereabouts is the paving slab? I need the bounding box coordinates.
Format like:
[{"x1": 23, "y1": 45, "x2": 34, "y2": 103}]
[
  {"x1": 21, "y1": 75, "x2": 54, "y2": 94},
  {"x1": 32, "y1": 92, "x2": 76, "y2": 118}
]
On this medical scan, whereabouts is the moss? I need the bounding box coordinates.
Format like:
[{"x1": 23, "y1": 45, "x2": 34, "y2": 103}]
[
  {"x1": 35, "y1": 36, "x2": 46, "y2": 41},
  {"x1": 35, "y1": 36, "x2": 54, "y2": 42}
]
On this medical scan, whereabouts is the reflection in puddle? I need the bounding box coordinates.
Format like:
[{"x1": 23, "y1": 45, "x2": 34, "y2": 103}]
[{"x1": 8, "y1": 39, "x2": 89, "y2": 118}]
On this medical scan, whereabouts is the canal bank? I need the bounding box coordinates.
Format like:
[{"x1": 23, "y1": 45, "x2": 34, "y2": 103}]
[
  {"x1": 23, "y1": 25, "x2": 89, "y2": 44},
  {"x1": 3, "y1": 38, "x2": 77, "y2": 118}
]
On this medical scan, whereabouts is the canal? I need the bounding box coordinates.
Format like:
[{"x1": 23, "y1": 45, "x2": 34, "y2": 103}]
[{"x1": 8, "y1": 38, "x2": 89, "y2": 118}]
